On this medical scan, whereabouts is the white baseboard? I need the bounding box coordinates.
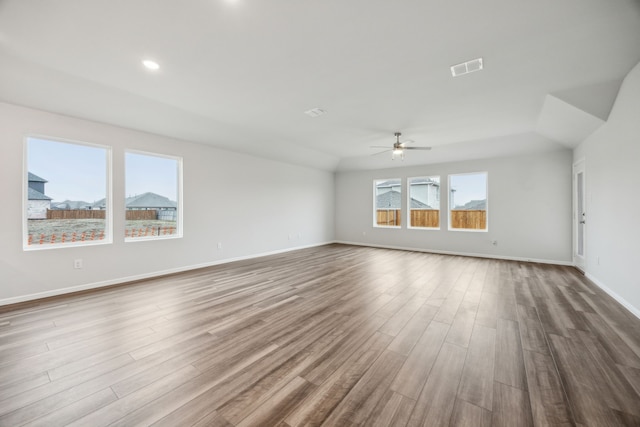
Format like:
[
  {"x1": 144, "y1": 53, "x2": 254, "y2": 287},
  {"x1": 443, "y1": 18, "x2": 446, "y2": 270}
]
[
  {"x1": 335, "y1": 240, "x2": 574, "y2": 266},
  {"x1": 0, "y1": 241, "x2": 333, "y2": 307},
  {"x1": 585, "y1": 272, "x2": 640, "y2": 320}
]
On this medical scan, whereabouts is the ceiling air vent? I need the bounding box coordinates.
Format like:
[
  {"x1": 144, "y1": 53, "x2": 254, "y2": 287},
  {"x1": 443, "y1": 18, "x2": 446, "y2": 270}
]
[
  {"x1": 450, "y1": 58, "x2": 483, "y2": 77},
  {"x1": 304, "y1": 108, "x2": 326, "y2": 118}
]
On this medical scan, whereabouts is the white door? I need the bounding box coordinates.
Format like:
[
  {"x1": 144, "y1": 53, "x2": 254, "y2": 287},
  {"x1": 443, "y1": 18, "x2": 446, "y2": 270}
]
[{"x1": 573, "y1": 160, "x2": 586, "y2": 271}]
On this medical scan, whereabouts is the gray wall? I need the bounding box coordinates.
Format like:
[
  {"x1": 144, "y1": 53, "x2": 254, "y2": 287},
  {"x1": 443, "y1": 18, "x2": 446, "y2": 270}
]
[
  {"x1": 336, "y1": 150, "x2": 573, "y2": 264},
  {"x1": 574, "y1": 61, "x2": 640, "y2": 316},
  {"x1": 0, "y1": 102, "x2": 335, "y2": 304}
]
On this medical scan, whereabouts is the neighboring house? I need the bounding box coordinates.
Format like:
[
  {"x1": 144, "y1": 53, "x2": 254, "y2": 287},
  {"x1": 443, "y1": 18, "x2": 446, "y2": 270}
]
[
  {"x1": 92, "y1": 192, "x2": 177, "y2": 220},
  {"x1": 376, "y1": 179, "x2": 435, "y2": 210},
  {"x1": 454, "y1": 199, "x2": 487, "y2": 210},
  {"x1": 27, "y1": 172, "x2": 52, "y2": 219},
  {"x1": 376, "y1": 190, "x2": 429, "y2": 210},
  {"x1": 375, "y1": 179, "x2": 401, "y2": 196},
  {"x1": 409, "y1": 177, "x2": 440, "y2": 208},
  {"x1": 125, "y1": 192, "x2": 177, "y2": 211},
  {"x1": 51, "y1": 200, "x2": 92, "y2": 210},
  {"x1": 127, "y1": 192, "x2": 177, "y2": 221}
]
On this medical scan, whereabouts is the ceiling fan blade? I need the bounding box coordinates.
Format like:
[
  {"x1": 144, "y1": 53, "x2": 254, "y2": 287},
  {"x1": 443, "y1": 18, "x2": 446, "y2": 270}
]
[
  {"x1": 403, "y1": 146, "x2": 432, "y2": 150},
  {"x1": 370, "y1": 145, "x2": 391, "y2": 149},
  {"x1": 371, "y1": 149, "x2": 392, "y2": 156}
]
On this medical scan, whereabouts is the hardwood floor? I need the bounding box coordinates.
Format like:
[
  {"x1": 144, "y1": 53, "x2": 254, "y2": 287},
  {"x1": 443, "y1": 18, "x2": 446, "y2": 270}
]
[{"x1": 1, "y1": 244, "x2": 639, "y2": 426}]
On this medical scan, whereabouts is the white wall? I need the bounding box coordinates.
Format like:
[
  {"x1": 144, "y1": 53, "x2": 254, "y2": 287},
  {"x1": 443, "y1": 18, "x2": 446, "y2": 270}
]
[
  {"x1": 573, "y1": 61, "x2": 640, "y2": 316},
  {"x1": 0, "y1": 102, "x2": 335, "y2": 305},
  {"x1": 336, "y1": 150, "x2": 573, "y2": 264}
]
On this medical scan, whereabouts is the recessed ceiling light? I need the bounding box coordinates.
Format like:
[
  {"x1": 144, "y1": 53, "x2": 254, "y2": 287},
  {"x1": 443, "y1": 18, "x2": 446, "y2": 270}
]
[
  {"x1": 450, "y1": 58, "x2": 483, "y2": 77},
  {"x1": 304, "y1": 108, "x2": 326, "y2": 118},
  {"x1": 142, "y1": 59, "x2": 160, "y2": 71}
]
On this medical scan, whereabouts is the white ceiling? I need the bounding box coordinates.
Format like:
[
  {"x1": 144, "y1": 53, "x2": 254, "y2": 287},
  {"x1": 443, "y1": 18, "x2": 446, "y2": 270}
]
[{"x1": 1, "y1": 0, "x2": 639, "y2": 171}]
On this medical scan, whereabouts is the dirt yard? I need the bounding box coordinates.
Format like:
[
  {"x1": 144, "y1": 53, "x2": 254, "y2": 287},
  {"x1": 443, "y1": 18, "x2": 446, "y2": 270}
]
[{"x1": 27, "y1": 219, "x2": 177, "y2": 245}]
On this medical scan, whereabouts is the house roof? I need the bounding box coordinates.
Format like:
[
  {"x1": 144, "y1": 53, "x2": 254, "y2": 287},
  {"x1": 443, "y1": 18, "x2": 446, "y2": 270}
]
[
  {"x1": 126, "y1": 192, "x2": 177, "y2": 209},
  {"x1": 2, "y1": 2, "x2": 638, "y2": 171},
  {"x1": 89, "y1": 192, "x2": 176, "y2": 209},
  {"x1": 28, "y1": 172, "x2": 47, "y2": 183},
  {"x1": 454, "y1": 199, "x2": 487, "y2": 210},
  {"x1": 410, "y1": 178, "x2": 439, "y2": 187},
  {"x1": 28, "y1": 187, "x2": 52, "y2": 201},
  {"x1": 51, "y1": 200, "x2": 91, "y2": 210},
  {"x1": 376, "y1": 190, "x2": 430, "y2": 210},
  {"x1": 375, "y1": 180, "x2": 401, "y2": 189}
]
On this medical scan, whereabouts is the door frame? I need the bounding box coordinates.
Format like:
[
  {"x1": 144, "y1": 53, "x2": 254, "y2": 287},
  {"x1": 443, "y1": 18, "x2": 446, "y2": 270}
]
[{"x1": 573, "y1": 159, "x2": 586, "y2": 272}]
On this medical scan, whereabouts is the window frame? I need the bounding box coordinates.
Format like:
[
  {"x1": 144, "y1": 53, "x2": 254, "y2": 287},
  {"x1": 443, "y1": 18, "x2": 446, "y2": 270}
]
[
  {"x1": 407, "y1": 176, "x2": 441, "y2": 230},
  {"x1": 373, "y1": 178, "x2": 402, "y2": 229},
  {"x1": 23, "y1": 135, "x2": 113, "y2": 251},
  {"x1": 124, "y1": 149, "x2": 183, "y2": 243},
  {"x1": 447, "y1": 171, "x2": 488, "y2": 232}
]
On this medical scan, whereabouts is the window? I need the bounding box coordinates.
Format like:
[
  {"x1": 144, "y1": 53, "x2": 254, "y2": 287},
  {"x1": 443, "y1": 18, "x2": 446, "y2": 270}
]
[
  {"x1": 449, "y1": 172, "x2": 488, "y2": 231},
  {"x1": 408, "y1": 176, "x2": 440, "y2": 229},
  {"x1": 374, "y1": 178, "x2": 401, "y2": 227},
  {"x1": 125, "y1": 151, "x2": 182, "y2": 241},
  {"x1": 24, "y1": 136, "x2": 111, "y2": 249}
]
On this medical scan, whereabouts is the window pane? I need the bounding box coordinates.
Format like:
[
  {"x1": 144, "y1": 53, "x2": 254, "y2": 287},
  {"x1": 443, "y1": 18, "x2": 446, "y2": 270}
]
[
  {"x1": 25, "y1": 137, "x2": 110, "y2": 249},
  {"x1": 408, "y1": 176, "x2": 440, "y2": 229},
  {"x1": 449, "y1": 172, "x2": 487, "y2": 231},
  {"x1": 125, "y1": 152, "x2": 181, "y2": 240},
  {"x1": 374, "y1": 178, "x2": 401, "y2": 227}
]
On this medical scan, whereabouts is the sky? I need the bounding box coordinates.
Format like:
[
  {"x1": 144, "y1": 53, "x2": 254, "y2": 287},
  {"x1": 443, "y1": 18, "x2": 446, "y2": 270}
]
[
  {"x1": 449, "y1": 173, "x2": 487, "y2": 207},
  {"x1": 28, "y1": 137, "x2": 177, "y2": 203},
  {"x1": 125, "y1": 152, "x2": 178, "y2": 200}
]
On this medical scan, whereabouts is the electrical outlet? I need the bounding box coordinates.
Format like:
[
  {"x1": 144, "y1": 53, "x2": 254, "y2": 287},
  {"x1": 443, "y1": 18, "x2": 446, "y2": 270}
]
[
  {"x1": 74, "y1": 259, "x2": 83, "y2": 269},
  {"x1": 217, "y1": 242, "x2": 223, "y2": 250},
  {"x1": 491, "y1": 240, "x2": 498, "y2": 246},
  {"x1": 298, "y1": 233, "x2": 302, "y2": 240}
]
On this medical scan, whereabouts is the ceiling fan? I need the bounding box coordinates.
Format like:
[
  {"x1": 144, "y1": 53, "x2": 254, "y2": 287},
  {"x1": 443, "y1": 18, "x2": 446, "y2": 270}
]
[{"x1": 371, "y1": 132, "x2": 432, "y2": 160}]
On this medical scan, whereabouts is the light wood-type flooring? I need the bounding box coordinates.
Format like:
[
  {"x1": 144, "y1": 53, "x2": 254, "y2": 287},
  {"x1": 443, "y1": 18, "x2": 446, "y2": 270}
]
[{"x1": 1, "y1": 244, "x2": 640, "y2": 426}]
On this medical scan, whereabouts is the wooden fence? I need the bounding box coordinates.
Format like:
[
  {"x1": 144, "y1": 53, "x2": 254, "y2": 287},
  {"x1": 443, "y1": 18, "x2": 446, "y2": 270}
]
[
  {"x1": 376, "y1": 210, "x2": 401, "y2": 226},
  {"x1": 47, "y1": 209, "x2": 105, "y2": 219},
  {"x1": 450, "y1": 210, "x2": 486, "y2": 230},
  {"x1": 126, "y1": 210, "x2": 157, "y2": 220},
  {"x1": 47, "y1": 209, "x2": 158, "y2": 220},
  {"x1": 410, "y1": 209, "x2": 440, "y2": 228},
  {"x1": 377, "y1": 209, "x2": 486, "y2": 229}
]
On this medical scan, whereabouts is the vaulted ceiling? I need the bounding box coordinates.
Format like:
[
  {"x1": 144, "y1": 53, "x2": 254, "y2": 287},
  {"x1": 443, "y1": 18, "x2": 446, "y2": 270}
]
[{"x1": 1, "y1": 0, "x2": 639, "y2": 171}]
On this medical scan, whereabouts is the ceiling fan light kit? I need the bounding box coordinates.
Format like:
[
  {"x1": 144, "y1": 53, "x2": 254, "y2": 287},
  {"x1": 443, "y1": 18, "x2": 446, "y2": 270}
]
[{"x1": 371, "y1": 132, "x2": 431, "y2": 160}]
